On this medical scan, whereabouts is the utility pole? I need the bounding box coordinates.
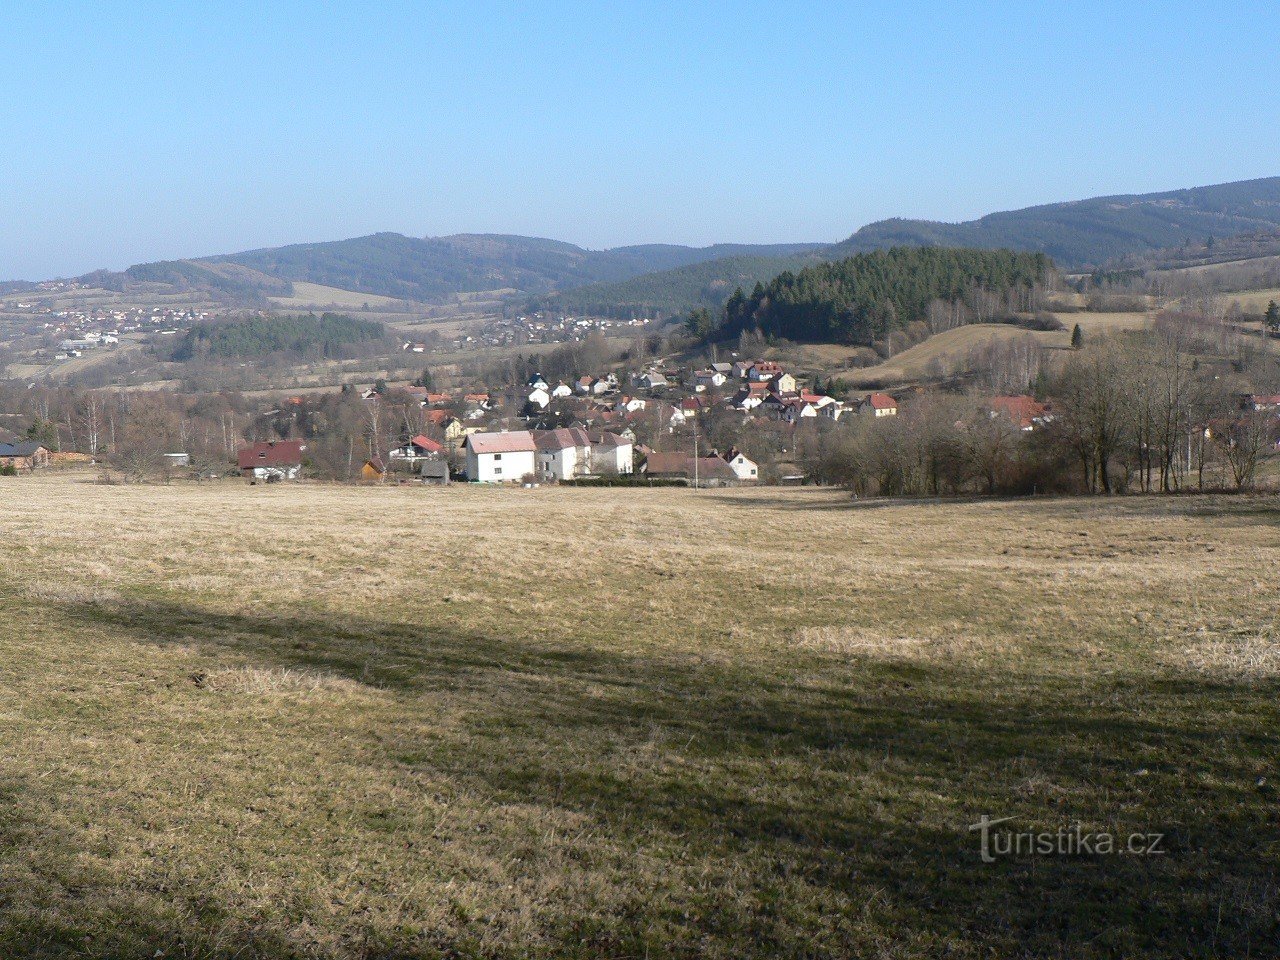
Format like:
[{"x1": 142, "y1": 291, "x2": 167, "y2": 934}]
[{"x1": 693, "y1": 410, "x2": 699, "y2": 490}]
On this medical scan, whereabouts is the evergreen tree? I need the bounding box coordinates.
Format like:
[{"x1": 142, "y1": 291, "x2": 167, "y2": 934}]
[
  {"x1": 684, "y1": 307, "x2": 715, "y2": 341},
  {"x1": 1265, "y1": 300, "x2": 1280, "y2": 333},
  {"x1": 415, "y1": 367, "x2": 435, "y2": 389},
  {"x1": 1071, "y1": 323, "x2": 1084, "y2": 350}
]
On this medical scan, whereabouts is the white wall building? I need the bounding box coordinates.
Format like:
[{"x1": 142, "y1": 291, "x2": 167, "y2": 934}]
[{"x1": 465, "y1": 431, "x2": 537, "y2": 483}]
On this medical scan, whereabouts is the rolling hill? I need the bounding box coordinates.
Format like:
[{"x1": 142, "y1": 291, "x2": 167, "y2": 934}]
[
  {"x1": 80, "y1": 235, "x2": 826, "y2": 306},
  {"x1": 534, "y1": 176, "x2": 1280, "y2": 317},
  {"x1": 834, "y1": 176, "x2": 1280, "y2": 269},
  {"x1": 22, "y1": 174, "x2": 1280, "y2": 317}
]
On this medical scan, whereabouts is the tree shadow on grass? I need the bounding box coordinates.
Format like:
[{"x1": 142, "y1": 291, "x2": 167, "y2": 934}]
[{"x1": 10, "y1": 596, "x2": 1279, "y2": 958}]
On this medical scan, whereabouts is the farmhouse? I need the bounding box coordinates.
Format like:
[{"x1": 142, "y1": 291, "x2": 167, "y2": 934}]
[
  {"x1": 0, "y1": 442, "x2": 50, "y2": 473},
  {"x1": 860, "y1": 393, "x2": 899, "y2": 417},
  {"x1": 237, "y1": 440, "x2": 307, "y2": 480},
  {"x1": 588, "y1": 431, "x2": 635, "y2": 475},
  {"x1": 464, "y1": 431, "x2": 537, "y2": 483},
  {"x1": 533, "y1": 427, "x2": 593, "y2": 481}
]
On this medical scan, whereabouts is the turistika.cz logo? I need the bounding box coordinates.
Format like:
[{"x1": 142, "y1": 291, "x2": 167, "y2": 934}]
[{"x1": 969, "y1": 815, "x2": 1166, "y2": 863}]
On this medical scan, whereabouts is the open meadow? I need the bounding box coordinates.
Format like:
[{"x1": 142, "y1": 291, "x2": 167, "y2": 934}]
[{"x1": 1, "y1": 474, "x2": 1277, "y2": 958}]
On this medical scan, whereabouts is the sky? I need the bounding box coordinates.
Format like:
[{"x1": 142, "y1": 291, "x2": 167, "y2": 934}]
[{"x1": 3, "y1": 0, "x2": 1279, "y2": 280}]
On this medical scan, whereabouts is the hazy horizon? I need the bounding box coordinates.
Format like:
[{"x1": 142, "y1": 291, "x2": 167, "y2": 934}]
[{"x1": 4, "y1": 0, "x2": 1279, "y2": 280}]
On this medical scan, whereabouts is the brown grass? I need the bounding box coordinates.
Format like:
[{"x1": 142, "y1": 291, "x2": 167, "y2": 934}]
[{"x1": 0, "y1": 473, "x2": 1277, "y2": 958}]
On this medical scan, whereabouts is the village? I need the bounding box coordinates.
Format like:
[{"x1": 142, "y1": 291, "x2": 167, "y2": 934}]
[{"x1": 0, "y1": 351, "x2": 1070, "y2": 486}]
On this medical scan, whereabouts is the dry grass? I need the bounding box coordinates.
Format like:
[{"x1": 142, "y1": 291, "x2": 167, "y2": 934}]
[
  {"x1": 848, "y1": 314, "x2": 1151, "y2": 385},
  {"x1": 0, "y1": 473, "x2": 1277, "y2": 958},
  {"x1": 268, "y1": 281, "x2": 414, "y2": 310}
]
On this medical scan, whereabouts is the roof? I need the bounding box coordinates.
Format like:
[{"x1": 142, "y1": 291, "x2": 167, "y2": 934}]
[
  {"x1": 237, "y1": 440, "x2": 307, "y2": 470},
  {"x1": 364, "y1": 457, "x2": 387, "y2": 473},
  {"x1": 410, "y1": 434, "x2": 444, "y2": 453},
  {"x1": 466, "y1": 430, "x2": 537, "y2": 454},
  {"x1": 532, "y1": 427, "x2": 591, "y2": 452},
  {"x1": 643, "y1": 452, "x2": 691, "y2": 476},
  {"x1": 0, "y1": 442, "x2": 46, "y2": 458},
  {"x1": 588, "y1": 430, "x2": 630, "y2": 449},
  {"x1": 989, "y1": 395, "x2": 1048, "y2": 428},
  {"x1": 864, "y1": 392, "x2": 898, "y2": 410}
]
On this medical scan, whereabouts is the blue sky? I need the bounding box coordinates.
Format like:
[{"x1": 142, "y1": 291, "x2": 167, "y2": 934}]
[{"x1": 3, "y1": 0, "x2": 1278, "y2": 279}]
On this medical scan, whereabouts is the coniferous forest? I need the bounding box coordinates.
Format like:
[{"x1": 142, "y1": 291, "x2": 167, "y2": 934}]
[{"x1": 714, "y1": 247, "x2": 1051, "y2": 345}]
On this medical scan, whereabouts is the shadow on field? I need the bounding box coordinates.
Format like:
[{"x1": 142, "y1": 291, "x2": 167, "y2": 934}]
[{"x1": 7, "y1": 596, "x2": 1279, "y2": 958}]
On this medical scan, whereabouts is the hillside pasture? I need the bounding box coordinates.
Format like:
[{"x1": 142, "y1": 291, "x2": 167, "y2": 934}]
[
  {"x1": 845, "y1": 313, "x2": 1150, "y2": 386},
  {"x1": 268, "y1": 281, "x2": 415, "y2": 311},
  {"x1": 0, "y1": 474, "x2": 1276, "y2": 958}
]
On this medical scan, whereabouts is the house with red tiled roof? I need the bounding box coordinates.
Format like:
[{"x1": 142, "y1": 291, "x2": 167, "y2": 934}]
[
  {"x1": 237, "y1": 440, "x2": 308, "y2": 480},
  {"x1": 389, "y1": 434, "x2": 445, "y2": 463},
  {"x1": 748, "y1": 361, "x2": 784, "y2": 382},
  {"x1": 989, "y1": 395, "x2": 1050, "y2": 431},
  {"x1": 859, "y1": 393, "x2": 898, "y2": 417}
]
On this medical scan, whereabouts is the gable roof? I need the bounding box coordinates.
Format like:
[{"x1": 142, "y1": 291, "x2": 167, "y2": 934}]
[
  {"x1": 532, "y1": 427, "x2": 592, "y2": 452},
  {"x1": 409, "y1": 434, "x2": 444, "y2": 453},
  {"x1": 466, "y1": 430, "x2": 536, "y2": 454},
  {"x1": 863, "y1": 392, "x2": 898, "y2": 410},
  {"x1": 237, "y1": 440, "x2": 307, "y2": 470}
]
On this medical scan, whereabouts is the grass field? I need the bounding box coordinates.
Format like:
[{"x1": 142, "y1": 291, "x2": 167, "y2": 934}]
[
  {"x1": 1, "y1": 474, "x2": 1277, "y2": 958},
  {"x1": 268, "y1": 282, "x2": 416, "y2": 311},
  {"x1": 847, "y1": 313, "x2": 1152, "y2": 386}
]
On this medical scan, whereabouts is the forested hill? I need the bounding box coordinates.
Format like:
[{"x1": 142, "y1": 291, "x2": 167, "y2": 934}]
[
  {"x1": 834, "y1": 176, "x2": 1280, "y2": 269},
  {"x1": 714, "y1": 247, "x2": 1051, "y2": 345},
  {"x1": 529, "y1": 252, "x2": 824, "y2": 317},
  {"x1": 173, "y1": 313, "x2": 391, "y2": 361},
  {"x1": 119, "y1": 235, "x2": 826, "y2": 304}
]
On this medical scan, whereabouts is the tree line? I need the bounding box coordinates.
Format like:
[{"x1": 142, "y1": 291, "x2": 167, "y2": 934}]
[{"x1": 696, "y1": 247, "x2": 1052, "y2": 345}]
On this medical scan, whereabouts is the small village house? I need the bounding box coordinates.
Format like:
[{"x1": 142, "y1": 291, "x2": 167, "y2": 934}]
[
  {"x1": 237, "y1": 440, "x2": 307, "y2": 480},
  {"x1": 464, "y1": 431, "x2": 537, "y2": 483},
  {"x1": 859, "y1": 393, "x2": 899, "y2": 417}
]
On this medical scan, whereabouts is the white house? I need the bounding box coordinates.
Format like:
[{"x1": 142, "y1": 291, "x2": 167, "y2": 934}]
[
  {"x1": 533, "y1": 427, "x2": 593, "y2": 481},
  {"x1": 465, "y1": 431, "x2": 537, "y2": 483},
  {"x1": 551, "y1": 381, "x2": 573, "y2": 399},
  {"x1": 615, "y1": 395, "x2": 646, "y2": 413},
  {"x1": 722, "y1": 448, "x2": 759, "y2": 482},
  {"x1": 527, "y1": 373, "x2": 549, "y2": 391},
  {"x1": 589, "y1": 431, "x2": 634, "y2": 474},
  {"x1": 695, "y1": 369, "x2": 728, "y2": 389},
  {"x1": 527, "y1": 387, "x2": 551, "y2": 409},
  {"x1": 634, "y1": 372, "x2": 668, "y2": 390}
]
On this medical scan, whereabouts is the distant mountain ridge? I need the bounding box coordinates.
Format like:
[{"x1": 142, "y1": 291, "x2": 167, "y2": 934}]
[
  {"x1": 537, "y1": 176, "x2": 1280, "y2": 317},
  {"x1": 78, "y1": 234, "x2": 826, "y2": 305},
  {"x1": 36, "y1": 174, "x2": 1280, "y2": 312},
  {"x1": 833, "y1": 176, "x2": 1280, "y2": 268}
]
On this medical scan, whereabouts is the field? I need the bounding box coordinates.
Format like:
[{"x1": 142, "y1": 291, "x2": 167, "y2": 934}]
[
  {"x1": 847, "y1": 312, "x2": 1151, "y2": 386},
  {"x1": 1, "y1": 474, "x2": 1277, "y2": 958},
  {"x1": 268, "y1": 283, "x2": 416, "y2": 312}
]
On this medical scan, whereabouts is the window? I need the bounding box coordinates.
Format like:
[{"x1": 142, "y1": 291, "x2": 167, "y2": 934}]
[
  {"x1": 493, "y1": 467, "x2": 502, "y2": 476},
  {"x1": 493, "y1": 453, "x2": 502, "y2": 461}
]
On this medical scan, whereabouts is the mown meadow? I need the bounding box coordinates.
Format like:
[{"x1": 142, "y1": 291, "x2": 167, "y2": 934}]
[{"x1": 1, "y1": 474, "x2": 1277, "y2": 958}]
